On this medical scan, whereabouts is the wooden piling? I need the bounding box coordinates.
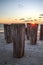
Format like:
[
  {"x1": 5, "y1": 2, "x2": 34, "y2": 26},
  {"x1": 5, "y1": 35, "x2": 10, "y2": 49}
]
[
  {"x1": 40, "y1": 24, "x2": 43, "y2": 40},
  {"x1": 30, "y1": 24, "x2": 38, "y2": 45},
  {"x1": 12, "y1": 24, "x2": 25, "y2": 58},
  {"x1": 4, "y1": 24, "x2": 12, "y2": 43},
  {"x1": 4, "y1": 24, "x2": 7, "y2": 40},
  {"x1": 27, "y1": 23, "x2": 30, "y2": 40}
]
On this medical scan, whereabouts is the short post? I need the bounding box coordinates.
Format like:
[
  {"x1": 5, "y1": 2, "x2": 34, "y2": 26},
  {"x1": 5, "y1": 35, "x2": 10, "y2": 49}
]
[
  {"x1": 4, "y1": 24, "x2": 12, "y2": 43},
  {"x1": 30, "y1": 24, "x2": 38, "y2": 45},
  {"x1": 12, "y1": 24, "x2": 25, "y2": 58},
  {"x1": 40, "y1": 24, "x2": 43, "y2": 40},
  {"x1": 27, "y1": 23, "x2": 30, "y2": 40}
]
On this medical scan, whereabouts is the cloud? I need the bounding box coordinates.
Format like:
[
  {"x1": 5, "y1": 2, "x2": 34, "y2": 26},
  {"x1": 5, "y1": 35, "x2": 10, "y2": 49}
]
[
  {"x1": 19, "y1": 18, "x2": 25, "y2": 20},
  {"x1": 18, "y1": 4, "x2": 24, "y2": 8},
  {"x1": 39, "y1": 17, "x2": 42, "y2": 18},
  {"x1": 40, "y1": 14, "x2": 43, "y2": 16},
  {"x1": 24, "y1": 20, "x2": 29, "y2": 22}
]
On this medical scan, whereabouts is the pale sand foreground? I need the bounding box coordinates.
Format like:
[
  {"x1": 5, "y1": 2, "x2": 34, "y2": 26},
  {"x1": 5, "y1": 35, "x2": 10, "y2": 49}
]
[{"x1": 0, "y1": 32, "x2": 43, "y2": 65}]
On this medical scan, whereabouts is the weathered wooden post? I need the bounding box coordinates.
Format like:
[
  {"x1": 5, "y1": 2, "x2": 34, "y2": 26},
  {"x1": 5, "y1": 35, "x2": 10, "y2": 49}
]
[
  {"x1": 4, "y1": 24, "x2": 7, "y2": 40},
  {"x1": 27, "y1": 23, "x2": 30, "y2": 40},
  {"x1": 30, "y1": 24, "x2": 38, "y2": 45},
  {"x1": 4, "y1": 24, "x2": 12, "y2": 43},
  {"x1": 12, "y1": 24, "x2": 25, "y2": 58},
  {"x1": 40, "y1": 24, "x2": 43, "y2": 40}
]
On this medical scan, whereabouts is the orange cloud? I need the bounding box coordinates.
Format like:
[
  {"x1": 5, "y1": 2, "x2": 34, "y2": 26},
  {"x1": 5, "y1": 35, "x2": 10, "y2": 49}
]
[{"x1": 0, "y1": 18, "x2": 43, "y2": 24}]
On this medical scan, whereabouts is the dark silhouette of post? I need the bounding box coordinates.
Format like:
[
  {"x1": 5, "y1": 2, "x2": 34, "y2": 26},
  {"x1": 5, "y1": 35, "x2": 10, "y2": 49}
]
[
  {"x1": 12, "y1": 24, "x2": 25, "y2": 58},
  {"x1": 40, "y1": 24, "x2": 43, "y2": 40},
  {"x1": 30, "y1": 24, "x2": 38, "y2": 45},
  {"x1": 4, "y1": 24, "x2": 12, "y2": 43},
  {"x1": 4, "y1": 24, "x2": 7, "y2": 40},
  {"x1": 27, "y1": 23, "x2": 30, "y2": 40}
]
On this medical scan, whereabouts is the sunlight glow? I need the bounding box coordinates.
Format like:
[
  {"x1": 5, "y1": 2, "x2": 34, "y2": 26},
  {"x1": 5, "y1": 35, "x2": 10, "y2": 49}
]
[{"x1": 0, "y1": 18, "x2": 43, "y2": 24}]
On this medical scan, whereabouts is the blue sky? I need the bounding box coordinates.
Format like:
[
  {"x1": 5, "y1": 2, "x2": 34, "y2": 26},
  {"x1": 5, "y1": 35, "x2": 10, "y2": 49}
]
[{"x1": 0, "y1": 0, "x2": 43, "y2": 19}]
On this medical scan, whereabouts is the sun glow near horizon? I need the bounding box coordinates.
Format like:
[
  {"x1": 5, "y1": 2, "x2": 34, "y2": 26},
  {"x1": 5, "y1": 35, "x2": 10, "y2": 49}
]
[{"x1": 0, "y1": 18, "x2": 43, "y2": 24}]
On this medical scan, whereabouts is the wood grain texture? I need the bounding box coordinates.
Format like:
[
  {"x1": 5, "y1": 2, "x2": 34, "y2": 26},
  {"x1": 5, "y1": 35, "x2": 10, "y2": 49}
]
[
  {"x1": 12, "y1": 24, "x2": 25, "y2": 58},
  {"x1": 27, "y1": 23, "x2": 31, "y2": 40},
  {"x1": 4, "y1": 24, "x2": 12, "y2": 43},
  {"x1": 30, "y1": 24, "x2": 38, "y2": 45},
  {"x1": 40, "y1": 25, "x2": 43, "y2": 40}
]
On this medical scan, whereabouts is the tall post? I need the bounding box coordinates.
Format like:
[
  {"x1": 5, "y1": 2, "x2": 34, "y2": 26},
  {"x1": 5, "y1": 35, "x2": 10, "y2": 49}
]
[
  {"x1": 12, "y1": 24, "x2": 25, "y2": 58},
  {"x1": 40, "y1": 24, "x2": 43, "y2": 40},
  {"x1": 4, "y1": 24, "x2": 7, "y2": 40},
  {"x1": 27, "y1": 23, "x2": 30, "y2": 40},
  {"x1": 30, "y1": 24, "x2": 38, "y2": 45},
  {"x1": 4, "y1": 24, "x2": 12, "y2": 43}
]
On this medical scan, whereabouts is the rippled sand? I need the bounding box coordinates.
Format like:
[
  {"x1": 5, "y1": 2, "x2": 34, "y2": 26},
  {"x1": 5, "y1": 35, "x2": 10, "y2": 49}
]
[{"x1": 0, "y1": 32, "x2": 43, "y2": 65}]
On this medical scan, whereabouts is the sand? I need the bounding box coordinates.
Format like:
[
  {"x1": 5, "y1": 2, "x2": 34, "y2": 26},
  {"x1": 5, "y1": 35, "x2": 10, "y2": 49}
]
[{"x1": 0, "y1": 32, "x2": 43, "y2": 65}]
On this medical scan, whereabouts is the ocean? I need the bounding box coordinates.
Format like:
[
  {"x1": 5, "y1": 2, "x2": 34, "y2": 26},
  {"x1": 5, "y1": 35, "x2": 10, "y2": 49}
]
[
  {"x1": 0, "y1": 24, "x2": 4, "y2": 32},
  {"x1": 0, "y1": 24, "x2": 4, "y2": 29}
]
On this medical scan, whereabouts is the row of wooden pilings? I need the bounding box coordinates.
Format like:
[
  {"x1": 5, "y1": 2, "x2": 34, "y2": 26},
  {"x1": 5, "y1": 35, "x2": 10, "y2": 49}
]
[{"x1": 4, "y1": 24, "x2": 43, "y2": 58}]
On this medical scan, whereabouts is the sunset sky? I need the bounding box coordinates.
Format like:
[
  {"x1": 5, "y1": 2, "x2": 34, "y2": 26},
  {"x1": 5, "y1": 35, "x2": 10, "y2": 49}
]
[{"x1": 0, "y1": 0, "x2": 43, "y2": 24}]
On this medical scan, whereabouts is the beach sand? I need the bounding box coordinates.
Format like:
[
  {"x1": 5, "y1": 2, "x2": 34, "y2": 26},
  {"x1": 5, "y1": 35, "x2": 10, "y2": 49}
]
[{"x1": 0, "y1": 32, "x2": 43, "y2": 65}]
